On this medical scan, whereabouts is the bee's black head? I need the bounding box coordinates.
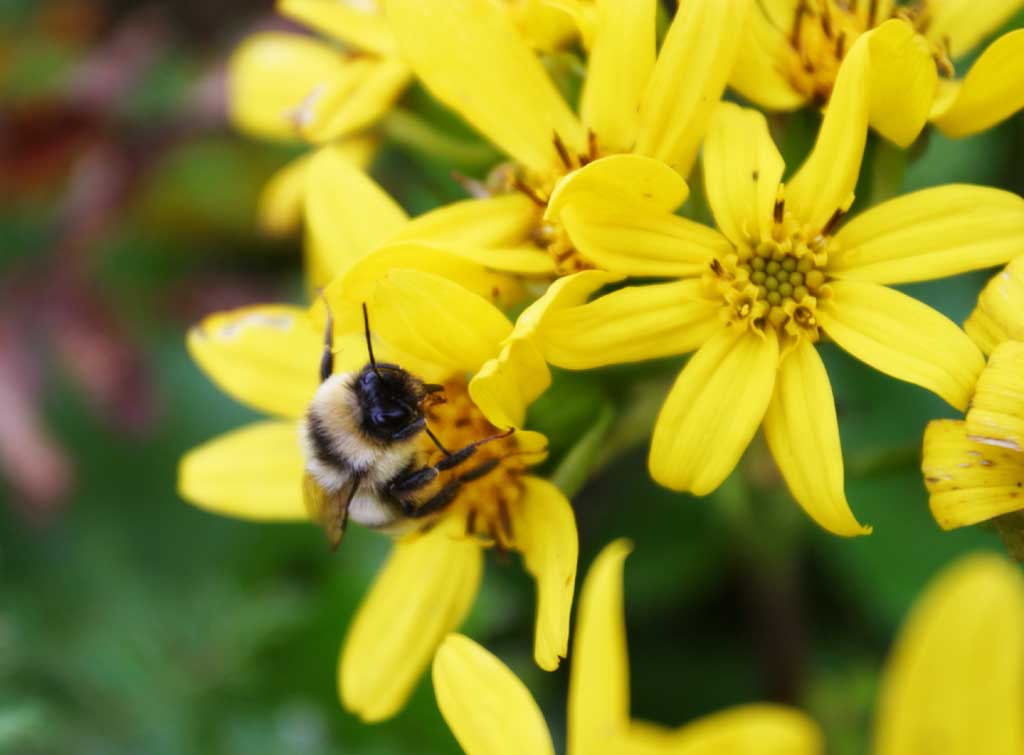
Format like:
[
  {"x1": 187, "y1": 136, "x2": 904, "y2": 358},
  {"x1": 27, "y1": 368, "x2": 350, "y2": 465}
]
[{"x1": 355, "y1": 363, "x2": 426, "y2": 443}]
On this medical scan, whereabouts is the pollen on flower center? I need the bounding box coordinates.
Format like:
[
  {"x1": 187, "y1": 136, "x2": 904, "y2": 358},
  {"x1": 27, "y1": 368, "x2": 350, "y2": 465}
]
[
  {"x1": 708, "y1": 207, "x2": 834, "y2": 341},
  {"x1": 783, "y1": 0, "x2": 953, "y2": 103},
  {"x1": 420, "y1": 378, "x2": 526, "y2": 548}
]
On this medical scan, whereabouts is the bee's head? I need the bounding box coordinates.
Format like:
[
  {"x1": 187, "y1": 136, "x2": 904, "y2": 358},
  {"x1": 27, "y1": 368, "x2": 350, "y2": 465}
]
[{"x1": 354, "y1": 363, "x2": 427, "y2": 443}]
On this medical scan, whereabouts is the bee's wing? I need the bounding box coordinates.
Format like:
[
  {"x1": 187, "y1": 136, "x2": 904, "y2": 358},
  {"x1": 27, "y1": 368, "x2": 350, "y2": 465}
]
[{"x1": 303, "y1": 472, "x2": 355, "y2": 550}]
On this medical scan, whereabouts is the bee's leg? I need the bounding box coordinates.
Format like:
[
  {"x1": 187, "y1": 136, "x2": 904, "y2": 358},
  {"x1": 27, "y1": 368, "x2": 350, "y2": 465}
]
[
  {"x1": 319, "y1": 295, "x2": 335, "y2": 383},
  {"x1": 400, "y1": 458, "x2": 501, "y2": 519}
]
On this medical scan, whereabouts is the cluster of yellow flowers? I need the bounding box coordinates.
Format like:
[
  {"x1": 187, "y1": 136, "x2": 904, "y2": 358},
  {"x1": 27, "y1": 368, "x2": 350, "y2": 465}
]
[{"x1": 177, "y1": 0, "x2": 1024, "y2": 750}]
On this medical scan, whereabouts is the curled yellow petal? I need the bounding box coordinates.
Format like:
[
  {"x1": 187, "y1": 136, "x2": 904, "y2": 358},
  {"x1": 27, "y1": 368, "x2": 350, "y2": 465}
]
[
  {"x1": 432, "y1": 634, "x2": 555, "y2": 755},
  {"x1": 649, "y1": 328, "x2": 779, "y2": 496},
  {"x1": 395, "y1": 193, "x2": 540, "y2": 248},
  {"x1": 298, "y1": 57, "x2": 409, "y2": 143},
  {"x1": 383, "y1": 0, "x2": 584, "y2": 174},
  {"x1": 568, "y1": 539, "x2": 633, "y2": 754},
  {"x1": 966, "y1": 341, "x2": 1024, "y2": 452},
  {"x1": 920, "y1": 0, "x2": 1024, "y2": 58},
  {"x1": 922, "y1": 419, "x2": 1024, "y2": 529},
  {"x1": 469, "y1": 337, "x2": 551, "y2": 430},
  {"x1": 864, "y1": 17, "x2": 937, "y2": 148},
  {"x1": 729, "y1": 3, "x2": 809, "y2": 111},
  {"x1": 279, "y1": 0, "x2": 398, "y2": 55},
  {"x1": 540, "y1": 280, "x2": 721, "y2": 370},
  {"x1": 187, "y1": 304, "x2": 323, "y2": 419},
  {"x1": 931, "y1": 30, "x2": 1024, "y2": 138},
  {"x1": 965, "y1": 259, "x2": 1024, "y2": 355},
  {"x1": 764, "y1": 339, "x2": 870, "y2": 537},
  {"x1": 703, "y1": 102, "x2": 786, "y2": 248},
  {"x1": 634, "y1": 0, "x2": 751, "y2": 175},
  {"x1": 178, "y1": 421, "x2": 307, "y2": 521},
  {"x1": 874, "y1": 552, "x2": 1024, "y2": 755},
  {"x1": 818, "y1": 280, "x2": 984, "y2": 411},
  {"x1": 830, "y1": 184, "x2": 1024, "y2": 285},
  {"x1": 341, "y1": 524, "x2": 483, "y2": 722},
  {"x1": 512, "y1": 477, "x2": 578, "y2": 671}
]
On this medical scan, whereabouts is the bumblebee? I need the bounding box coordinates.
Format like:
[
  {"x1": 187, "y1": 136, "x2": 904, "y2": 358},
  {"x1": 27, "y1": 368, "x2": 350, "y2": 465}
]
[{"x1": 300, "y1": 303, "x2": 511, "y2": 548}]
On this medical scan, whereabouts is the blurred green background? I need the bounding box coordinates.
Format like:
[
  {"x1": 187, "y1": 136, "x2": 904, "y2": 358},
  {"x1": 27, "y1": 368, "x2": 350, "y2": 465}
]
[{"x1": 2, "y1": 1, "x2": 1023, "y2": 753}]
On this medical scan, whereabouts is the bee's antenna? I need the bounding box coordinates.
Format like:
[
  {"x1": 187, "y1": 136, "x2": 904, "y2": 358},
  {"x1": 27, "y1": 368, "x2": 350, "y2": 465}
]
[
  {"x1": 361, "y1": 302, "x2": 382, "y2": 379},
  {"x1": 423, "y1": 422, "x2": 453, "y2": 457}
]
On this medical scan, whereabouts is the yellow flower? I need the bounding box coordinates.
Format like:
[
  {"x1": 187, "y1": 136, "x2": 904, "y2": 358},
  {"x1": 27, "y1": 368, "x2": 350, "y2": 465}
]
[
  {"x1": 177, "y1": 276, "x2": 577, "y2": 722},
  {"x1": 432, "y1": 540, "x2": 823, "y2": 755},
  {"x1": 731, "y1": 0, "x2": 1024, "y2": 142},
  {"x1": 537, "y1": 91, "x2": 1024, "y2": 536},
  {"x1": 382, "y1": 0, "x2": 752, "y2": 274},
  {"x1": 923, "y1": 260, "x2": 1024, "y2": 529},
  {"x1": 873, "y1": 552, "x2": 1024, "y2": 754}
]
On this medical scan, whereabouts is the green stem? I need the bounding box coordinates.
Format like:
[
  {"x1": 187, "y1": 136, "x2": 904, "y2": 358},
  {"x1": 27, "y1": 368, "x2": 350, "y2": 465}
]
[
  {"x1": 381, "y1": 109, "x2": 498, "y2": 169},
  {"x1": 550, "y1": 403, "x2": 616, "y2": 499},
  {"x1": 866, "y1": 137, "x2": 909, "y2": 206}
]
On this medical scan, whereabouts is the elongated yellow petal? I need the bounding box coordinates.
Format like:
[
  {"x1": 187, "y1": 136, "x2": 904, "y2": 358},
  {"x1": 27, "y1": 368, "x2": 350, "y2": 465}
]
[
  {"x1": 568, "y1": 539, "x2": 633, "y2": 755},
  {"x1": 299, "y1": 57, "x2": 409, "y2": 143},
  {"x1": 830, "y1": 185, "x2": 1024, "y2": 284},
  {"x1": 279, "y1": 0, "x2": 398, "y2": 55},
  {"x1": 383, "y1": 0, "x2": 584, "y2": 174},
  {"x1": 541, "y1": 280, "x2": 721, "y2": 370},
  {"x1": 507, "y1": 0, "x2": 578, "y2": 52},
  {"x1": 764, "y1": 340, "x2": 869, "y2": 536},
  {"x1": 931, "y1": 30, "x2": 1024, "y2": 138},
  {"x1": 469, "y1": 337, "x2": 551, "y2": 429},
  {"x1": 433, "y1": 634, "x2": 555, "y2": 755},
  {"x1": 874, "y1": 553, "x2": 1024, "y2": 755},
  {"x1": 580, "y1": 0, "x2": 656, "y2": 153},
  {"x1": 178, "y1": 421, "x2": 307, "y2": 521},
  {"x1": 187, "y1": 304, "x2": 325, "y2": 419},
  {"x1": 395, "y1": 193, "x2": 540, "y2": 248},
  {"x1": 304, "y1": 144, "x2": 408, "y2": 286},
  {"x1": 257, "y1": 153, "x2": 313, "y2": 238},
  {"x1": 372, "y1": 270, "x2": 512, "y2": 375},
  {"x1": 920, "y1": 0, "x2": 1024, "y2": 58},
  {"x1": 634, "y1": 0, "x2": 751, "y2": 175},
  {"x1": 922, "y1": 419, "x2": 1024, "y2": 529},
  {"x1": 729, "y1": 2, "x2": 809, "y2": 111},
  {"x1": 966, "y1": 341, "x2": 1024, "y2": 452},
  {"x1": 865, "y1": 18, "x2": 937, "y2": 148},
  {"x1": 228, "y1": 32, "x2": 347, "y2": 141},
  {"x1": 627, "y1": 705, "x2": 824, "y2": 755},
  {"x1": 546, "y1": 154, "x2": 689, "y2": 221},
  {"x1": 512, "y1": 477, "x2": 578, "y2": 671},
  {"x1": 819, "y1": 280, "x2": 984, "y2": 411},
  {"x1": 966, "y1": 260, "x2": 1024, "y2": 355},
  {"x1": 703, "y1": 103, "x2": 786, "y2": 248},
  {"x1": 649, "y1": 328, "x2": 778, "y2": 495},
  {"x1": 561, "y1": 198, "x2": 726, "y2": 278},
  {"x1": 341, "y1": 524, "x2": 483, "y2": 722}
]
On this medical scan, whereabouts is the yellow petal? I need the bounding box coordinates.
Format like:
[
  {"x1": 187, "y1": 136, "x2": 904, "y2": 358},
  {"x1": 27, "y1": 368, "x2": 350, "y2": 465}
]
[
  {"x1": 560, "y1": 197, "x2": 726, "y2": 278},
  {"x1": 819, "y1": 280, "x2": 984, "y2": 411},
  {"x1": 512, "y1": 477, "x2": 578, "y2": 671},
  {"x1": 634, "y1": 0, "x2": 752, "y2": 175},
  {"x1": 299, "y1": 57, "x2": 409, "y2": 143},
  {"x1": 874, "y1": 553, "x2": 1024, "y2": 755},
  {"x1": 383, "y1": 0, "x2": 585, "y2": 174},
  {"x1": 341, "y1": 523, "x2": 483, "y2": 722},
  {"x1": 187, "y1": 304, "x2": 327, "y2": 419},
  {"x1": 923, "y1": 419, "x2": 1024, "y2": 529},
  {"x1": 568, "y1": 539, "x2": 633, "y2": 754},
  {"x1": 580, "y1": 0, "x2": 656, "y2": 153},
  {"x1": 966, "y1": 341, "x2": 1024, "y2": 452},
  {"x1": 728, "y1": 3, "x2": 809, "y2": 111},
  {"x1": 279, "y1": 0, "x2": 398, "y2": 55},
  {"x1": 703, "y1": 103, "x2": 786, "y2": 248},
  {"x1": 546, "y1": 154, "x2": 689, "y2": 222},
  {"x1": 649, "y1": 328, "x2": 778, "y2": 495},
  {"x1": 540, "y1": 280, "x2": 721, "y2": 370},
  {"x1": 178, "y1": 421, "x2": 307, "y2": 521},
  {"x1": 830, "y1": 184, "x2": 1024, "y2": 284},
  {"x1": 395, "y1": 193, "x2": 540, "y2": 247},
  {"x1": 372, "y1": 270, "x2": 512, "y2": 375},
  {"x1": 920, "y1": 0, "x2": 1024, "y2": 58},
  {"x1": 763, "y1": 339, "x2": 870, "y2": 536},
  {"x1": 627, "y1": 704, "x2": 824, "y2": 755},
  {"x1": 931, "y1": 30, "x2": 1024, "y2": 138},
  {"x1": 228, "y1": 32, "x2": 348, "y2": 141},
  {"x1": 432, "y1": 634, "x2": 555, "y2": 755},
  {"x1": 469, "y1": 337, "x2": 551, "y2": 429},
  {"x1": 864, "y1": 18, "x2": 937, "y2": 148},
  {"x1": 304, "y1": 144, "x2": 408, "y2": 287},
  {"x1": 506, "y1": 0, "x2": 578, "y2": 52},
  {"x1": 965, "y1": 260, "x2": 1024, "y2": 355}
]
